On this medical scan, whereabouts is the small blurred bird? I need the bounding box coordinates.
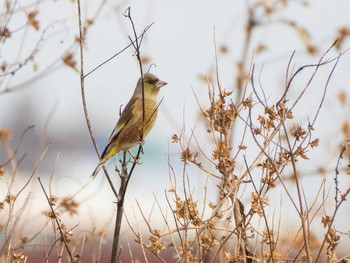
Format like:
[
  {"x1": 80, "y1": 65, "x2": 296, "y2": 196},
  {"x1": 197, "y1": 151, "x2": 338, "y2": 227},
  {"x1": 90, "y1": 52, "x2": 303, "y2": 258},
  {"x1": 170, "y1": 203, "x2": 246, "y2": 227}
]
[{"x1": 91, "y1": 73, "x2": 167, "y2": 178}]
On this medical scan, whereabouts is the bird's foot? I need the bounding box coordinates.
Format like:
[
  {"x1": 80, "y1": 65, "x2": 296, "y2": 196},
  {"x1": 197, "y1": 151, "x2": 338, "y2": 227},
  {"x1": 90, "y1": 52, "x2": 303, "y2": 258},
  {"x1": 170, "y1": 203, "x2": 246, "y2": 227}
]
[
  {"x1": 137, "y1": 139, "x2": 145, "y2": 154},
  {"x1": 138, "y1": 138, "x2": 145, "y2": 146},
  {"x1": 127, "y1": 150, "x2": 142, "y2": 164}
]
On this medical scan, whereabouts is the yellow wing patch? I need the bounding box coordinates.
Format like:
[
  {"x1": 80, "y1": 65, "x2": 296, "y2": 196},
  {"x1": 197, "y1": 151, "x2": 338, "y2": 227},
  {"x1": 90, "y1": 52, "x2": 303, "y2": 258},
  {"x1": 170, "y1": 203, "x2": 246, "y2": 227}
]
[{"x1": 107, "y1": 147, "x2": 118, "y2": 159}]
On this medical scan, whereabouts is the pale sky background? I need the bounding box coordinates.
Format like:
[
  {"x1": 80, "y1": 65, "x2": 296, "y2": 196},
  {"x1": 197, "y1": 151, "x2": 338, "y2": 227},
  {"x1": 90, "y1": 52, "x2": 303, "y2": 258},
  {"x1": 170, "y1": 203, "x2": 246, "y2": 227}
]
[{"x1": 1, "y1": 0, "x2": 350, "y2": 257}]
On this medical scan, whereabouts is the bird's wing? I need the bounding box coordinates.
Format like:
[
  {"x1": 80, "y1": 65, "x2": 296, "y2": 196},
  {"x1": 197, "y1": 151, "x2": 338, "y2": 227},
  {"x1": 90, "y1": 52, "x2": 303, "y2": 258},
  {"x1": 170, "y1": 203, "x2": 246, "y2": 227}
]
[{"x1": 101, "y1": 98, "x2": 139, "y2": 157}]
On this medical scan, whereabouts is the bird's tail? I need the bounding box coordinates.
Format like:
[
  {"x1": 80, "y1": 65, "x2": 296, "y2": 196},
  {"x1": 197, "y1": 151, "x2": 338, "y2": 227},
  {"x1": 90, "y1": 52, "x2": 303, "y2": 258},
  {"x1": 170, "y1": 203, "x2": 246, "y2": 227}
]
[
  {"x1": 90, "y1": 146, "x2": 117, "y2": 179},
  {"x1": 90, "y1": 158, "x2": 107, "y2": 179}
]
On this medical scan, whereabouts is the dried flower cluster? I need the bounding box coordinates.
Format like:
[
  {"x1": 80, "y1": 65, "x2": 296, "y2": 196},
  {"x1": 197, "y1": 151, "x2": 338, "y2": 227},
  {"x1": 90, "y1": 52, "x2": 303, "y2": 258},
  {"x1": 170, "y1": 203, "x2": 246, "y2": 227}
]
[
  {"x1": 204, "y1": 90, "x2": 237, "y2": 135},
  {"x1": 175, "y1": 195, "x2": 200, "y2": 226},
  {"x1": 147, "y1": 235, "x2": 166, "y2": 255},
  {"x1": 251, "y1": 192, "x2": 270, "y2": 217}
]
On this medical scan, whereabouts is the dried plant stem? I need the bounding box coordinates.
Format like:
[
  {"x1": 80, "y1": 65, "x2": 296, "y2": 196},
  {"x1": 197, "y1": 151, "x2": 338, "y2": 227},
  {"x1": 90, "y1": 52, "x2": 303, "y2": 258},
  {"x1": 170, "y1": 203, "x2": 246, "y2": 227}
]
[
  {"x1": 38, "y1": 177, "x2": 74, "y2": 262},
  {"x1": 282, "y1": 122, "x2": 312, "y2": 262}
]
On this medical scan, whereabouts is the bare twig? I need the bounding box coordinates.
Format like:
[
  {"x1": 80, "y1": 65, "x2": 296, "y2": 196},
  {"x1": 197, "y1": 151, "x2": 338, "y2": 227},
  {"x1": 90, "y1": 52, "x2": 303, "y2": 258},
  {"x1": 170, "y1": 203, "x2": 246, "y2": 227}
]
[
  {"x1": 76, "y1": 0, "x2": 118, "y2": 197},
  {"x1": 315, "y1": 141, "x2": 350, "y2": 261}
]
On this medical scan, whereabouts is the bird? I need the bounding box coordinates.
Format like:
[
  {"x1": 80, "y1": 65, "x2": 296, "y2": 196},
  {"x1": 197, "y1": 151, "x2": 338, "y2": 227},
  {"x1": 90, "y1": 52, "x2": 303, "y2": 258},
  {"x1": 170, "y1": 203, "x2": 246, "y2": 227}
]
[{"x1": 91, "y1": 73, "x2": 167, "y2": 178}]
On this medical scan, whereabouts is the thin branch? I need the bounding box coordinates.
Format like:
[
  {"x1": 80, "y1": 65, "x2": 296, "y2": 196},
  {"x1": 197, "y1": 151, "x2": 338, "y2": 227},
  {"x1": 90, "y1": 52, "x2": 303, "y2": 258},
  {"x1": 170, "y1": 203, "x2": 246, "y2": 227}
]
[
  {"x1": 110, "y1": 7, "x2": 154, "y2": 263},
  {"x1": 84, "y1": 22, "x2": 153, "y2": 78},
  {"x1": 76, "y1": 0, "x2": 118, "y2": 197}
]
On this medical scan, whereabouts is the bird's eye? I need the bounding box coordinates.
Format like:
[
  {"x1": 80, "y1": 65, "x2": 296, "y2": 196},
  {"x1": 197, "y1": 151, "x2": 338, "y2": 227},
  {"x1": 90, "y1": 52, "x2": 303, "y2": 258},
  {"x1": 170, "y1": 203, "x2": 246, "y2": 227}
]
[{"x1": 146, "y1": 78, "x2": 158, "y2": 84}]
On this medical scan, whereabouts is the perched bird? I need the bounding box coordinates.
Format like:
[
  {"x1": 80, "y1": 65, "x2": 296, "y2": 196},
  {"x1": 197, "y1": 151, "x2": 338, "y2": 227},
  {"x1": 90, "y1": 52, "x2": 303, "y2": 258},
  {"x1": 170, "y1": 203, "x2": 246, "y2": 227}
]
[{"x1": 91, "y1": 73, "x2": 167, "y2": 178}]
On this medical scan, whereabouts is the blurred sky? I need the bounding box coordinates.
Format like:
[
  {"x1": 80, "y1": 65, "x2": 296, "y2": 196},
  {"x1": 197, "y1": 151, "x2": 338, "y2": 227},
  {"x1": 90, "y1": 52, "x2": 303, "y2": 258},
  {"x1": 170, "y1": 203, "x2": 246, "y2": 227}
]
[{"x1": 1, "y1": 0, "x2": 350, "y2": 254}]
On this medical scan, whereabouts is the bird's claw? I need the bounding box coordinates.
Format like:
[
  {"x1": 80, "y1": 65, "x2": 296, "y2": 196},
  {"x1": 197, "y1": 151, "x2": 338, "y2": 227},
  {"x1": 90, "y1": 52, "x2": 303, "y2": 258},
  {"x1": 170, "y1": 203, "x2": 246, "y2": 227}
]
[
  {"x1": 127, "y1": 150, "x2": 142, "y2": 164},
  {"x1": 133, "y1": 157, "x2": 142, "y2": 164}
]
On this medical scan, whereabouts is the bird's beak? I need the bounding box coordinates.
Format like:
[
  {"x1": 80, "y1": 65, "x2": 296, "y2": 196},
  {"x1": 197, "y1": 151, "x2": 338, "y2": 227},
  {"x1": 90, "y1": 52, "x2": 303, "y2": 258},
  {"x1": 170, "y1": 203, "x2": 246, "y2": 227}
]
[{"x1": 156, "y1": 80, "x2": 167, "y2": 89}]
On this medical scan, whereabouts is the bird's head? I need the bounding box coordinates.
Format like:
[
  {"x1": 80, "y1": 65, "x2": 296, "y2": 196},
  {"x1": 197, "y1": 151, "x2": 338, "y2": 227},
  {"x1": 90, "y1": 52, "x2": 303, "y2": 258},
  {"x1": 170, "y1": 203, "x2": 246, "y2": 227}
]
[{"x1": 134, "y1": 73, "x2": 167, "y2": 99}]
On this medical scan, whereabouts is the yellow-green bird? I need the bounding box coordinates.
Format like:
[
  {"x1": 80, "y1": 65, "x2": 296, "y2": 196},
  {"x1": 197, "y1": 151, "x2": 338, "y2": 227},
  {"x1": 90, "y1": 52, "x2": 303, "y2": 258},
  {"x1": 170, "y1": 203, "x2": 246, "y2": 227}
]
[{"x1": 91, "y1": 73, "x2": 167, "y2": 178}]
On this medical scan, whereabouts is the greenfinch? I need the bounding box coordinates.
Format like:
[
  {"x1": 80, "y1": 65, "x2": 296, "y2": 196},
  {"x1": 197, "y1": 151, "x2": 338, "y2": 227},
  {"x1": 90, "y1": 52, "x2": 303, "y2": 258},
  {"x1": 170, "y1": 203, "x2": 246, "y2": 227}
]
[{"x1": 91, "y1": 73, "x2": 167, "y2": 178}]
